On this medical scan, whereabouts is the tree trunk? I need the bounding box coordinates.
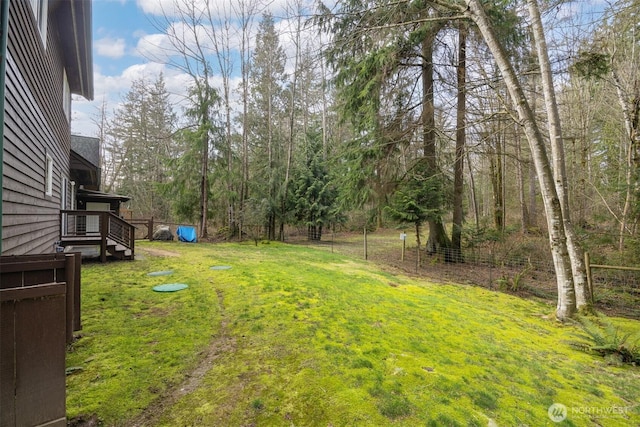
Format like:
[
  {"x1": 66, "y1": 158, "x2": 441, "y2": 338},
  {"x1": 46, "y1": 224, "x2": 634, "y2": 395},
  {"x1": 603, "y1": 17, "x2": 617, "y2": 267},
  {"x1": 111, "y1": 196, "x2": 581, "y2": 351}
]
[
  {"x1": 281, "y1": 11, "x2": 302, "y2": 242},
  {"x1": 237, "y1": 0, "x2": 255, "y2": 241},
  {"x1": 488, "y1": 136, "x2": 504, "y2": 231},
  {"x1": 200, "y1": 134, "x2": 209, "y2": 239},
  {"x1": 308, "y1": 225, "x2": 322, "y2": 241},
  {"x1": 422, "y1": 30, "x2": 451, "y2": 257},
  {"x1": 204, "y1": 5, "x2": 236, "y2": 237},
  {"x1": 611, "y1": 69, "x2": 639, "y2": 251},
  {"x1": 527, "y1": 0, "x2": 588, "y2": 309},
  {"x1": 528, "y1": 154, "x2": 537, "y2": 228},
  {"x1": 415, "y1": 223, "x2": 422, "y2": 268},
  {"x1": 466, "y1": 0, "x2": 576, "y2": 320},
  {"x1": 466, "y1": 149, "x2": 480, "y2": 229},
  {"x1": 451, "y1": 23, "x2": 467, "y2": 263},
  {"x1": 515, "y1": 124, "x2": 530, "y2": 232}
]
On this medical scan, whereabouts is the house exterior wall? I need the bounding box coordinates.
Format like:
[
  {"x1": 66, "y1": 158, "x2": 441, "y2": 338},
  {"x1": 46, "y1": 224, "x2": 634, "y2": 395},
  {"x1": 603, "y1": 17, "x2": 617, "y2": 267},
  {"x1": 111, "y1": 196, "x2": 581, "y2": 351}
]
[{"x1": 1, "y1": 1, "x2": 74, "y2": 255}]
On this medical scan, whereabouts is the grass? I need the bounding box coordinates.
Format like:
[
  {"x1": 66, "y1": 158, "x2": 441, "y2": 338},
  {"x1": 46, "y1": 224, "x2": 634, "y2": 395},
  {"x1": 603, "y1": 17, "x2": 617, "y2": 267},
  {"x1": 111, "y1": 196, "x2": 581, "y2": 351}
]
[{"x1": 67, "y1": 240, "x2": 640, "y2": 426}]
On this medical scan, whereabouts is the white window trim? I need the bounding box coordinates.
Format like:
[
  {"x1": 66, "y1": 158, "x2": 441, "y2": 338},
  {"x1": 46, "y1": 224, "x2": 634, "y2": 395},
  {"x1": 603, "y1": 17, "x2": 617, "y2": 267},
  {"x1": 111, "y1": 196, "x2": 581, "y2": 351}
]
[
  {"x1": 29, "y1": 0, "x2": 49, "y2": 46},
  {"x1": 45, "y1": 154, "x2": 53, "y2": 197}
]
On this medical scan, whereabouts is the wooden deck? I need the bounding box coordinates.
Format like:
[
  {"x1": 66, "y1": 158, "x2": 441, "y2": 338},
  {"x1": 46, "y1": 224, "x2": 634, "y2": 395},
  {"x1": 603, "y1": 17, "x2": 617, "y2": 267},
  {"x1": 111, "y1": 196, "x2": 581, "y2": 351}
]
[{"x1": 60, "y1": 211, "x2": 135, "y2": 262}]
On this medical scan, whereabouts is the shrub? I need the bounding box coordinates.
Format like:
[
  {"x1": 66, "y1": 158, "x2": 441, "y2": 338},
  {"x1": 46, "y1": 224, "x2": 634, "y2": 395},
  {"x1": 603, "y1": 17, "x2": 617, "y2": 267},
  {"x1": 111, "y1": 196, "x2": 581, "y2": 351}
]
[{"x1": 568, "y1": 314, "x2": 640, "y2": 365}]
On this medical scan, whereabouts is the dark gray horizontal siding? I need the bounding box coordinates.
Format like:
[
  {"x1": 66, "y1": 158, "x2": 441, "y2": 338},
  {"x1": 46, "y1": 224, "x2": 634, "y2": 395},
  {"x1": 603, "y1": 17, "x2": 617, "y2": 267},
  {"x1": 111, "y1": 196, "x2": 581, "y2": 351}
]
[
  {"x1": 2, "y1": 179, "x2": 59, "y2": 213},
  {"x1": 2, "y1": 213, "x2": 59, "y2": 227},
  {"x1": 2, "y1": 218, "x2": 59, "y2": 240},
  {"x1": 1, "y1": 1, "x2": 70, "y2": 255},
  {"x1": 8, "y1": 0, "x2": 66, "y2": 144},
  {"x1": 2, "y1": 160, "x2": 46, "y2": 195},
  {"x1": 2, "y1": 225, "x2": 60, "y2": 254}
]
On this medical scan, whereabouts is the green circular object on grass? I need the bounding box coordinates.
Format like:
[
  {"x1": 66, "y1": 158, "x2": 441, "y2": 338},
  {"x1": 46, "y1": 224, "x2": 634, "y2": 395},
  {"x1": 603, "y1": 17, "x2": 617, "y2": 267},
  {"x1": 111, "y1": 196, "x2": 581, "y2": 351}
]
[
  {"x1": 147, "y1": 270, "x2": 173, "y2": 277},
  {"x1": 210, "y1": 265, "x2": 232, "y2": 270},
  {"x1": 153, "y1": 283, "x2": 188, "y2": 292}
]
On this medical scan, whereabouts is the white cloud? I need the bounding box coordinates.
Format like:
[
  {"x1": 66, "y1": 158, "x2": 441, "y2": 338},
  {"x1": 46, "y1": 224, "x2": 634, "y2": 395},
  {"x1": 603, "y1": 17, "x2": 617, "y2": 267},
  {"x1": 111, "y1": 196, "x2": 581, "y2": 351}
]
[
  {"x1": 95, "y1": 37, "x2": 127, "y2": 59},
  {"x1": 136, "y1": 0, "x2": 179, "y2": 17},
  {"x1": 73, "y1": 0, "x2": 324, "y2": 136},
  {"x1": 136, "y1": 0, "x2": 214, "y2": 19},
  {"x1": 136, "y1": 0, "x2": 317, "y2": 22},
  {"x1": 135, "y1": 33, "x2": 176, "y2": 62},
  {"x1": 71, "y1": 62, "x2": 192, "y2": 136}
]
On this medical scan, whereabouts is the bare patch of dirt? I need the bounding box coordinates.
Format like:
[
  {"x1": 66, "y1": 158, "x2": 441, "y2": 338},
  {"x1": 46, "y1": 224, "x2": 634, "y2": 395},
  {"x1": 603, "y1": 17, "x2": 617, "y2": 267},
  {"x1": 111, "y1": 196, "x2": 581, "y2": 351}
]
[
  {"x1": 67, "y1": 414, "x2": 100, "y2": 427},
  {"x1": 132, "y1": 306, "x2": 173, "y2": 319},
  {"x1": 139, "y1": 247, "x2": 182, "y2": 257},
  {"x1": 129, "y1": 289, "x2": 236, "y2": 426}
]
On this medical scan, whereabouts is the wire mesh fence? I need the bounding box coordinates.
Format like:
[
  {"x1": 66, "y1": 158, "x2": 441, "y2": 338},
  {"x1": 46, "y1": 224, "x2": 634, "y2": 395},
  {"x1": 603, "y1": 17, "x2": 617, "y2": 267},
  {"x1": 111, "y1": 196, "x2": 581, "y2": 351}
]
[
  {"x1": 288, "y1": 227, "x2": 640, "y2": 319},
  {"x1": 588, "y1": 265, "x2": 640, "y2": 318}
]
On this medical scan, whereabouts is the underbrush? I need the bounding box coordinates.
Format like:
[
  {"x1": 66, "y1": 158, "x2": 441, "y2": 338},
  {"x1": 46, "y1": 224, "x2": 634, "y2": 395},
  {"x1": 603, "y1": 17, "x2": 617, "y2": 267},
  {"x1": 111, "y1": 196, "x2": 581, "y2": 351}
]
[{"x1": 569, "y1": 314, "x2": 640, "y2": 366}]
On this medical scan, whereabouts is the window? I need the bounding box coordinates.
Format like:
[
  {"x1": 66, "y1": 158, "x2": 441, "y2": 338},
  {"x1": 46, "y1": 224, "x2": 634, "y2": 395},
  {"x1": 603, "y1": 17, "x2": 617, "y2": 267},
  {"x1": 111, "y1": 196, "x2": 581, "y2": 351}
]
[
  {"x1": 29, "y1": 0, "x2": 49, "y2": 45},
  {"x1": 63, "y1": 70, "x2": 71, "y2": 122},
  {"x1": 45, "y1": 154, "x2": 53, "y2": 197}
]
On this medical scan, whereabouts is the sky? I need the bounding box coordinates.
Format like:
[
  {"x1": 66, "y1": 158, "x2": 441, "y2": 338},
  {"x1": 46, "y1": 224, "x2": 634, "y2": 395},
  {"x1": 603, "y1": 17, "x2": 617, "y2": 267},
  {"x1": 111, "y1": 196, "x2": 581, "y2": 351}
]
[
  {"x1": 70, "y1": 0, "x2": 610, "y2": 138},
  {"x1": 71, "y1": 0, "x2": 187, "y2": 136},
  {"x1": 71, "y1": 0, "x2": 320, "y2": 137}
]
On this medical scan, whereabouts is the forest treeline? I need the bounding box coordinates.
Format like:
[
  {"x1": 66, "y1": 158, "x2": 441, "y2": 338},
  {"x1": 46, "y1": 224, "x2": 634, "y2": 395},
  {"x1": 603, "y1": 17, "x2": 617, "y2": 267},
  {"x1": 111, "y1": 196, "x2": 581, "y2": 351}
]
[{"x1": 95, "y1": 1, "x2": 639, "y2": 319}]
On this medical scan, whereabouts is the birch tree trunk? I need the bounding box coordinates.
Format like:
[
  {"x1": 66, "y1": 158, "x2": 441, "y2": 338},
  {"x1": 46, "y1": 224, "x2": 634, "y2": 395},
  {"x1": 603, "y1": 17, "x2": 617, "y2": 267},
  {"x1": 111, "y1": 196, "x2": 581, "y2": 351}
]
[
  {"x1": 466, "y1": 149, "x2": 480, "y2": 229},
  {"x1": 280, "y1": 0, "x2": 304, "y2": 241},
  {"x1": 526, "y1": 0, "x2": 589, "y2": 309},
  {"x1": 204, "y1": 2, "x2": 236, "y2": 236},
  {"x1": 451, "y1": 22, "x2": 467, "y2": 263},
  {"x1": 611, "y1": 69, "x2": 638, "y2": 250},
  {"x1": 233, "y1": 0, "x2": 258, "y2": 239},
  {"x1": 515, "y1": 123, "x2": 529, "y2": 233},
  {"x1": 465, "y1": 0, "x2": 576, "y2": 319}
]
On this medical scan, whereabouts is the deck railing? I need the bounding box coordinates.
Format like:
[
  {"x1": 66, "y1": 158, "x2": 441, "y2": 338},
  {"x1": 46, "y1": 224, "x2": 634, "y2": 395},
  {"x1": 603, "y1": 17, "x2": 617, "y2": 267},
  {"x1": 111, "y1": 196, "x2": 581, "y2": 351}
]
[{"x1": 60, "y1": 210, "x2": 135, "y2": 262}]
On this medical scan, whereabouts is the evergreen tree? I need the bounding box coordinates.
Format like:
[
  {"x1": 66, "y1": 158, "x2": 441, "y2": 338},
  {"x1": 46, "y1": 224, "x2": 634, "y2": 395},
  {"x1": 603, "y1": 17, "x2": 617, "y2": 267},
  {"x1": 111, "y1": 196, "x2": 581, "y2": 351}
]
[
  {"x1": 246, "y1": 12, "x2": 288, "y2": 240},
  {"x1": 317, "y1": 1, "x2": 453, "y2": 250},
  {"x1": 385, "y1": 159, "x2": 445, "y2": 266},
  {"x1": 107, "y1": 74, "x2": 176, "y2": 219},
  {"x1": 292, "y1": 129, "x2": 338, "y2": 241},
  {"x1": 170, "y1": 79, "x2": 221, "y2": 235}
]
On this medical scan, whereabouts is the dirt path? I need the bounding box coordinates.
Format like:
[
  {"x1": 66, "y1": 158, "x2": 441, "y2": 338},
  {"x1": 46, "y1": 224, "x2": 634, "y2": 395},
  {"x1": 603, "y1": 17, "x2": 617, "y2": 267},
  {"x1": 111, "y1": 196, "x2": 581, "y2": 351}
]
[
  {"x1": 138, "y1": 247, "x2": 182, "y2": 258},
  {"x1": 129, "y1": 288, "x2": 236, "y2": 426}
]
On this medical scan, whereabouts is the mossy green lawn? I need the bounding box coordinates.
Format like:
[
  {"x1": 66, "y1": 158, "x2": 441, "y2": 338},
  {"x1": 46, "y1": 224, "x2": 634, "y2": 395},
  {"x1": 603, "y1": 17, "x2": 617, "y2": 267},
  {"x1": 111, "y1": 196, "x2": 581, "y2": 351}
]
[{"x1": 67, "y1": 241, "x2": 640, "y2": 426}]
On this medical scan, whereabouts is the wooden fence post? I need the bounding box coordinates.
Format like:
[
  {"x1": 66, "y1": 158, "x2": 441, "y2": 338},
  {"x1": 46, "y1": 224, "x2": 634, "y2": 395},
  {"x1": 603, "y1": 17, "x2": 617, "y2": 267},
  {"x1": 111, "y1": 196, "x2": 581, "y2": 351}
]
[
  {"x1": 64, "y1": 254, "x2": 75, "y2": 344},
  {"x1": 584, "y1": 251, "x2": 594, "y2": 305},
  {"x1": 363, "y1": 227, "x2": 368, "y2": 260}
]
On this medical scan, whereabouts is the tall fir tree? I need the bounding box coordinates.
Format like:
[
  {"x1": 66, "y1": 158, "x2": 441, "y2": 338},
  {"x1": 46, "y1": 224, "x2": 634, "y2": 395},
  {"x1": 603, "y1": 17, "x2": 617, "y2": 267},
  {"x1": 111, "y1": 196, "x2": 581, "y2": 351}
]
[
  {"x1": 107, "y1": 74, "x2": 176, "y2": 219},
  {"x1": 246, "y1": 12, "x2": 288, "y2": 240}
]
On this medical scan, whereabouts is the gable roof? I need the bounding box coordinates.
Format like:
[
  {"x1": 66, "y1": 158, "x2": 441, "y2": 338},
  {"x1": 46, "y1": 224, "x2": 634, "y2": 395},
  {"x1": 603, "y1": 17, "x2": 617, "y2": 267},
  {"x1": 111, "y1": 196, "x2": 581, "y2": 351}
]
[
  {"x1": 70, "y1": 135, "x2": 101, "y2": 190},
  {"x1": 71, "y1": 135, "x2": 100, "y2": 168}
]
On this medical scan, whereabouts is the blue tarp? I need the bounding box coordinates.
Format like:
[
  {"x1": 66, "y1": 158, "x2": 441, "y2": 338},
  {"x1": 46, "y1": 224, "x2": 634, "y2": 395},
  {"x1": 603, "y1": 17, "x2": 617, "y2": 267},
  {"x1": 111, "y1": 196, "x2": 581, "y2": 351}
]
[{"x1": 177, "y1": 225, "x2": 197, "y2": 243}]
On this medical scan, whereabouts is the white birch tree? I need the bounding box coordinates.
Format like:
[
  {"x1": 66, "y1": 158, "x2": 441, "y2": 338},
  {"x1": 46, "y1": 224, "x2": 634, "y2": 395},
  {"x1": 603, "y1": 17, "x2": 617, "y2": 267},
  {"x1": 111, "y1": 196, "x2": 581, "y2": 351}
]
[
  {"x1": 458, "y1": 0, "x2": 577, "y2": 319},
  {"x1": 526, "y1": 0, "x2": 589, "y2": 309}
]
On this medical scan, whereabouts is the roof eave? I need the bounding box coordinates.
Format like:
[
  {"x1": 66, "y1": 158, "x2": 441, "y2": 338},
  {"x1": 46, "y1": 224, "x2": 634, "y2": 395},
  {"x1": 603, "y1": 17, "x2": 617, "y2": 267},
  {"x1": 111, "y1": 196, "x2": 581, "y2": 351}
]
[{"x1": 58, "y1": 0, "x2": 93, "y2": 101}]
